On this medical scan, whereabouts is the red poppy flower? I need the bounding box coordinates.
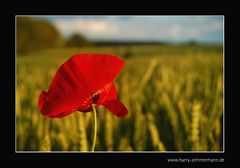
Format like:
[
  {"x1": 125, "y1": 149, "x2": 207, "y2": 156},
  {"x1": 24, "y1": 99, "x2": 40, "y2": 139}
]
[{"x1": 38, "y1": 54, "x2": 128, "y2": 118}]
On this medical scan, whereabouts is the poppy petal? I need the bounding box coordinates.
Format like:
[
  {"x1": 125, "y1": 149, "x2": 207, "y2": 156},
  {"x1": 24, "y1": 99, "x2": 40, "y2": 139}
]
[
  {"x1": 106, "y1": 83, "x2": 118, "y2": 100},
  {"x1": 102, "y1": 100, "x2": 128, "y2": 118},
  {"x1": 96, "y1": 82, "x2": 117, "y2": 105},
  {"x1": 38, "y1": 90, "x2": 80, "y2": 118},
  {"x1": 38, "y1": 54, "x2": 125, "y2": 118},
  {"x1": 67, "y1": 54, "x2": 125, "y2": 95}
]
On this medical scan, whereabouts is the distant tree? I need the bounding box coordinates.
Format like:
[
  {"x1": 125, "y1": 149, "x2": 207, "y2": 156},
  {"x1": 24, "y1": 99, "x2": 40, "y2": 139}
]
[
  {"x1": 189, "y1": 39, "x2": 197, "y2": 45},
  {"x1": 17, "y1": 16, "x2": 64, "y2": 54},
  {"x1": 66, "y1": 33, "x2": 93, "y2": 47}
]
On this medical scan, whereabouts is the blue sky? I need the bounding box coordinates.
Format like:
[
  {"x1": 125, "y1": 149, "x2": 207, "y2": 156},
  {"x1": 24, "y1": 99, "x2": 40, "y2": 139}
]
[{"x1": 36, "y1": 15, "x2": 224, "y2": 43}]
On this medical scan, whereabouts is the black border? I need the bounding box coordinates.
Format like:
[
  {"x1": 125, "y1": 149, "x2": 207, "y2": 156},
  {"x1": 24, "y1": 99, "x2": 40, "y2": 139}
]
[{"x1": 9, "y1": 10, "x2": 229, "y2": 166}]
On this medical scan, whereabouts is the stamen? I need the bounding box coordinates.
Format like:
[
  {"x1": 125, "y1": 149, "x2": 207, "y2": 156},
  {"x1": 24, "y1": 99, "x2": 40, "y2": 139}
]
[{"x1": 91, "y1": 92, "x2": 100, "y2": 104}]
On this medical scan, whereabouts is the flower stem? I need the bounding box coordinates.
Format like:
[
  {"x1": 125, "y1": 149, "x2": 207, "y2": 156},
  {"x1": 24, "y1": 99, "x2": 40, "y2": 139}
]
[{"x1": 91, "y1": 104, "x2": 97, "y2": 151}]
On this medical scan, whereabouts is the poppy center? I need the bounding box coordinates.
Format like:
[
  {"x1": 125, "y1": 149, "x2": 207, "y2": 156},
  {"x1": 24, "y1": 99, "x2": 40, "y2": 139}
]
[{"x1": 91, "y1": 92, "x2": 100, "y2": 104}]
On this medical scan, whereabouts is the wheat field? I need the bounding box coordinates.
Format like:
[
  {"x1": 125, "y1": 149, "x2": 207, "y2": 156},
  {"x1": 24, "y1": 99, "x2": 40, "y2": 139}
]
[{"x1": 16, "y1": 45, "x2": 223, "y2": 151}]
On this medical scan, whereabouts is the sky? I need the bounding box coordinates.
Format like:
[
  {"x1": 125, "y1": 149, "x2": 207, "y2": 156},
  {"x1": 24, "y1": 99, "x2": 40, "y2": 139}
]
[{"x1": 36, "y1": 15, "x2": 224, "y2": 43}]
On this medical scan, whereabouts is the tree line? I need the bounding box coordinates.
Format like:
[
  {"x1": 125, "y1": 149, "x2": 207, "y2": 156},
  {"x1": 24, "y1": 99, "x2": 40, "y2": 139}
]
[{"x1": 17, "y1": 16, "x2": 93, "y2": 54}]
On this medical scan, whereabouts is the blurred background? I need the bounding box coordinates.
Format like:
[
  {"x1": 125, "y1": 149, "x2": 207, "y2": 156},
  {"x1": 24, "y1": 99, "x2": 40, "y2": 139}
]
[{"x1": 16, "y1": 15, "x2": 224, "y2": 151}]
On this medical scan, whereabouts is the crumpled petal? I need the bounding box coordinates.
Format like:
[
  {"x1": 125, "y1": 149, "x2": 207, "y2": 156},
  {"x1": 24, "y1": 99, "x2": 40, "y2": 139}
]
[{"x1": 102, "y1": 100, "x2": 128, "y2": 118}]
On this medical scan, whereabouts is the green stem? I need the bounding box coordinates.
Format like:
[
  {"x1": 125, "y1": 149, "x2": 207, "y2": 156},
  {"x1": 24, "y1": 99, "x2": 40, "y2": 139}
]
[{"x1": 91, "y1": 104, "x2": 97, "y2": 151}]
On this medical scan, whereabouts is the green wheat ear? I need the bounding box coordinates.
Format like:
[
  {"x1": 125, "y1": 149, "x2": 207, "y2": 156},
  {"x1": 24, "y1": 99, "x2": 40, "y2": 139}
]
[
  {"x1": 57, "y1": 133, "x2": 68, "y2": 150},
  {"x1": 139, "y1": 59, "x2": 158, "y2": 91},
  {"x1": 119, "y1": 136, "x2": 129, "y2": 151},
  {"x1": 177, "y1": 100, "x2": 190, "y2": 134},
  {"x1": 191, "y1": 101, "x2": 201, "y2": 151},
  {"x1": 147, "y1": 112, "x2": 166, "y2": 151},
  {"x1": 105, "y1": 112, "x2": 113, "y2": 151},
  {"x1": 133, "y1": 102, "x2": 147, "y2": 151},
  {"x1": 40, "y1": 135, "x2": 51, "y2": 151},
  {"x1": 78, "y1": 114, "x2": 88, "y2": 151}
]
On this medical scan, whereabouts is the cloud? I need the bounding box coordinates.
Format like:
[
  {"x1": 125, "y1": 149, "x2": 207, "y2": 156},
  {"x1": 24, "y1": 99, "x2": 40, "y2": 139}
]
[
  {"x1": 170, "y1": 24, "x2": 181, "y2": 38},
  {"x1": 87, "y1": 22, "x2": 108, "y2": 32},
  {"x1": 212, "y1": 20, "x2": 223, "y2": 30},
  {"x1": 189, "y1": 29, "x2": 199, "y2": 38}
]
